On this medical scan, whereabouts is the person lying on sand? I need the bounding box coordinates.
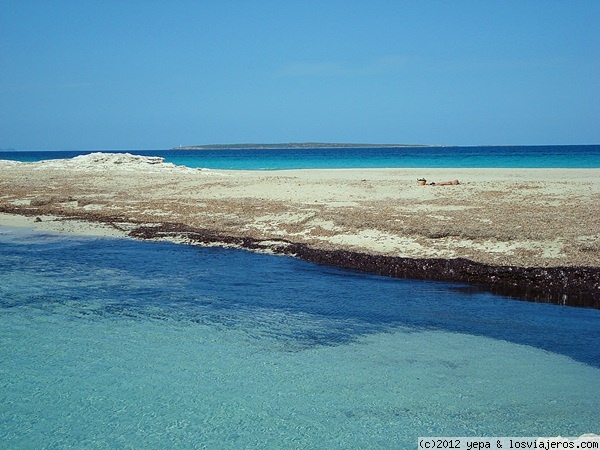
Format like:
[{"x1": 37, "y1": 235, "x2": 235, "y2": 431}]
[
  {"x1": 418, "y1": 179, "x2": 459, "y2": 186},
  {"x1": 428, "y1": 179, "x2": 459, "y2": 186}
]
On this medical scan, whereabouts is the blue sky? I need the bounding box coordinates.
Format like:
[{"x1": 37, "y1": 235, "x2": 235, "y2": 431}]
[{"x1": 1, "y1": 0, "x2": 599, "y2": 150}]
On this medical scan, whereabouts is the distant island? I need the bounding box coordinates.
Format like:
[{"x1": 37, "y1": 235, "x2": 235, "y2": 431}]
[{"x1": 171, "y1": 142, "x2": 430, "y2": 150}]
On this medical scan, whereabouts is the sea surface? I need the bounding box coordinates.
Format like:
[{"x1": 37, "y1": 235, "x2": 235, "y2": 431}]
[
  {"x1": 0, "y1": 227, "x2": 598, "y2": 448},
  {"x1": 1, "y1": 145, "x2": 599, "y2": 447},
  {"x1": 1, "y1": 144, "x2": 600, "y2": 169}
]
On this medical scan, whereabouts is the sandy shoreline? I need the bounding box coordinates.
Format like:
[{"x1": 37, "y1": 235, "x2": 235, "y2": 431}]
[{"x1": 1, "y1": 153, "x2": 599, "y2": 306}]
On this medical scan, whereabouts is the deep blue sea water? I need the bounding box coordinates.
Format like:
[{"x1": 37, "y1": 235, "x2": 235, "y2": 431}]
[
  {"x1": 2, "y1": 144, "x2": 600, "y2": 169},
  {"x1": 1, "y1": 146, "x2": 599, "y2": 447}
]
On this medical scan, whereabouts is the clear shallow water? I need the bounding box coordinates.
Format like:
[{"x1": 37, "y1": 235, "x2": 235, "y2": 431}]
[
  {"x1": 2, "y1": 145, "x2": 600, "y2": 169},
  {"x1": 1, "y1": 228, "x2": 598, "y2": 448}
]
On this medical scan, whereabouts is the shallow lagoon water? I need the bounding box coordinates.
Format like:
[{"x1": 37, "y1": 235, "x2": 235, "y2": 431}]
[{"x1": 1, "y1": 228, "x2": 598, "y2": 448}]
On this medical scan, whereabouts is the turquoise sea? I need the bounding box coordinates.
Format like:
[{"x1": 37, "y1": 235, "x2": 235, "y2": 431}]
[
  {"x1": 1, "y1": 145, "x2": 599, "y2": 448},
  {"x1": 2, "y1": 144, "x2": 600, "y2": 169}
]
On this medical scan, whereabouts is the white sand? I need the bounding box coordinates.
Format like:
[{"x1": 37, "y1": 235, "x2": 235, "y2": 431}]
[
  {"x1": 0, "y1": 213, "x2": 131, "y2": 238},
  {"x1": 1, "y1": 153, "x2": 598, "y2": 268}
]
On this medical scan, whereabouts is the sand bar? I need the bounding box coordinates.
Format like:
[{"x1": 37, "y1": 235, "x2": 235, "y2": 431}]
[{"x1": 1, "y1": 153, "x2": 599, "y2": 306}]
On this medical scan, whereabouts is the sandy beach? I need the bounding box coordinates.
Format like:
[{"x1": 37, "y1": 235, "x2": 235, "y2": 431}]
[{"x1": 1, "y1": 153, "x2": 599, "y2": 305}]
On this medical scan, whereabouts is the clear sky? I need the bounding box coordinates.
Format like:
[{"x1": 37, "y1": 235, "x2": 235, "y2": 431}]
[{"x1": 1, "y1": 0, "x2": 599, "y2": 150}]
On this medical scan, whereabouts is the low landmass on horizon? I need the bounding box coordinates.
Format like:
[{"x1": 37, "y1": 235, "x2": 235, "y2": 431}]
[{"x1": 172, "y1": 142, "x2": 431, "y2": 150}]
